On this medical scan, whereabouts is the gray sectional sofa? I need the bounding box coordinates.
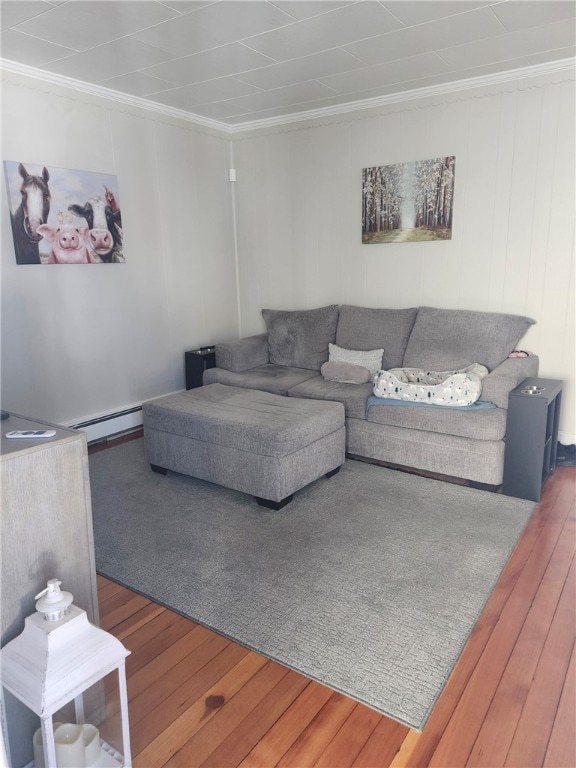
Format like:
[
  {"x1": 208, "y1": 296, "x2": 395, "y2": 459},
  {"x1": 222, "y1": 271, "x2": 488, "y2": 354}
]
[{"x1": 204, "y1": 305, "x2": 538, "y2": 486}]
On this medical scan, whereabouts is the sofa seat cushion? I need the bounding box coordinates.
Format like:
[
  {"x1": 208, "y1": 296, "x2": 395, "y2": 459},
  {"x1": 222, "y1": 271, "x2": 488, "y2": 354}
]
[
  {"x1": 335, "y1": 305, "x2": 418, "y2": 369},
  {"x1": 288, "y1": 377, "x2": 372, "y2": 419},
  {"x1": 403, "y1": 306, "x2": 535, "y2": 371},
  {"x1": 366, "y1": 400, "x2": 507, "y2": 441},
  {"x1": 262, "y1": 305, "x2": 339, "y2": 370},
  {"x1": 203, "y1": 364, "x2": 318, "y2": 396}
]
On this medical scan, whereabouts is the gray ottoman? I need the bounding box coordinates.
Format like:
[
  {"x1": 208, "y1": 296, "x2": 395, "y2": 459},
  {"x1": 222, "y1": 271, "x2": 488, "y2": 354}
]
[{"x1": 142, "y1": 383, "x2": 345, "y2": 509}]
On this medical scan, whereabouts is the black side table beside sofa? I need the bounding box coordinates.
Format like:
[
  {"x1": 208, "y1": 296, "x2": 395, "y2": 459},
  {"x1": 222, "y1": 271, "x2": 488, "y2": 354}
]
[
  {"x1": 502, "y1": 377, "x2": 563, "y2": 502},
  {"x1": 184, "y1": 347, "x2": 216, "y2": 390}
]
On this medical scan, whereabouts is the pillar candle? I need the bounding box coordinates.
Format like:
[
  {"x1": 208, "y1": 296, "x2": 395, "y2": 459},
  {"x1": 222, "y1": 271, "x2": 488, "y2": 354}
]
[
  {"x1": 82, "y1": 724, "x2": 101, "y2": 766},
  {"x1": 54, "y1": 724, "x2": 85, "y2": 768}
]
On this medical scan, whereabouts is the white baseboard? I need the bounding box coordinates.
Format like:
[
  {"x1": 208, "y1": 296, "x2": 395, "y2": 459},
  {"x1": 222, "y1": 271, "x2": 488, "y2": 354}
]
[
  {"x1": 65, "y1": 391, "x2": 185, "y2": 442},
  {"x1": 558, "y1": 431, "x2": 575, "y2": 446},
  {"x1": 76, "y1": 409, "x2": 143, "y2": 443}
]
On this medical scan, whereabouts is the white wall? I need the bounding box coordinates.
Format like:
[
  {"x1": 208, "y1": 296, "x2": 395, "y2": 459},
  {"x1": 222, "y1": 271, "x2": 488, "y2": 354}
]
[
  {"x1": 1, "y1": 71, "x2": 238, "y2": 427},
  {"x1": 2, "y1": 68, "x2": 574, "y2": 441},
  {"x1": 232, "y1": 70, "x2": 575, "y2": 441}
]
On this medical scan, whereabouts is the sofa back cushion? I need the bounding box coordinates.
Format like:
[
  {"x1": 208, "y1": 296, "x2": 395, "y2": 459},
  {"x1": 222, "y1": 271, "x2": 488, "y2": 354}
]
[
  {"x1": 403, "y1": 306, "x2": 535, "y2": 371},
  {"x1": 262, "y1": 305, "x2": 339, "y2": 370},
  {"x1": 335, "y1": 305, "x2": 418, "y2": 369}
]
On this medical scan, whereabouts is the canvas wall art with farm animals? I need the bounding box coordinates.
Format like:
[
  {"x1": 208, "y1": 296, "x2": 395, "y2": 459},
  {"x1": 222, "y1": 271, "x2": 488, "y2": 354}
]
[
  {"x1": 4, "y1": 161, "x2": 124, "y2": 264},
  {"x1": 362, "y1": 156, "x2": 455, "y2": 244}
]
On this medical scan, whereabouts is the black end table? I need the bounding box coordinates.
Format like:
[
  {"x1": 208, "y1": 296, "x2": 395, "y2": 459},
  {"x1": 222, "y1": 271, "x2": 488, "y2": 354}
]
[
  {"x1": 502, "y1": 377, "x2": 562, "y2": 501},
  {"x1": 184, "y1": 347, "x2": 216, "y2": 390}
]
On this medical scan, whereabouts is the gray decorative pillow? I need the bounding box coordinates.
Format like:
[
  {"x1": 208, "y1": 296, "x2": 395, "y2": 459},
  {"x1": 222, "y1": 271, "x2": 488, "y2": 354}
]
[
  {"x1": 321, "y1": 361, "x2": 372, "y2": 384},
  {"x1": 336, "y1": 305, "x2": 418, "y2": 369},
  {"x1": 262, "y1": 305, "x2": 339, "y2": 370},
  {"x1": 403, "y1": 307, "x2": 536, "y2": 371},
  {"x1": 329, "y1": 343, "x2": 383, "y2": 375}
]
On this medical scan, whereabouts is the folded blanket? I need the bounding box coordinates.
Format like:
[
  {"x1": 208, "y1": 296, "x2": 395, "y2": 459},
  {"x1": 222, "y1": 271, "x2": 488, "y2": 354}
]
[
  {"x1": 372, "y1": 363, "x2": 489, "y2": 406},
  {"x1": 366, "y1": 395, "x2": 496, "y2": 414}
]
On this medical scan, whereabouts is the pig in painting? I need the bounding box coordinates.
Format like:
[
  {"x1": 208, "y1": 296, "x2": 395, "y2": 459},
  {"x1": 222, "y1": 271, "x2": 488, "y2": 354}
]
[{"x1": 37, "y1": 223, "x2": 92, "y2": 264}]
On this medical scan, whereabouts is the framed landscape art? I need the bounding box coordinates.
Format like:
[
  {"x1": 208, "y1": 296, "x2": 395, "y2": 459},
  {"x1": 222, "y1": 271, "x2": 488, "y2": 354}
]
[{"x1": 362, "y1": 156, "x2": 455, "y2": 244}]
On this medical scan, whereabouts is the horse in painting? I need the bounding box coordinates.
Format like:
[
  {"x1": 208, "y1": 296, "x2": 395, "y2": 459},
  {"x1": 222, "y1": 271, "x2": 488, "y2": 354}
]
[{"x1": 9, "y1": 163, "x2": 51, "y2": 264}]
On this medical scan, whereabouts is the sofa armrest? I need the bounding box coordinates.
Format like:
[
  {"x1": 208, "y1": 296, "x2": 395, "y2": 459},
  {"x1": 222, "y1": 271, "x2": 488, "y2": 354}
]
[
  {"x1": 215, "y1": 334, "x2": 269, "y2": 372},
  {"x1": 481, "y1": 355, "x2": 540, "y2": 409}
]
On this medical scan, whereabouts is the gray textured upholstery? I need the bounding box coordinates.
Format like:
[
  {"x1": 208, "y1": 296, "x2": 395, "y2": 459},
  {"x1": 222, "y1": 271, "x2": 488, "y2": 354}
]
[
  {"x1": 215, "y1": 333, "x2": 269, "y2": 372},
  {"x1": 288, "y1": 377, "x2": 373, "y2": 419},
  {"x1": 144, "y1": 384, "x2": 343, "y2": 456},
  {"x1": 481, "y1": 355, "x2": 539, "y2": 408},
  {"x1": 204, "y1": 304, "x2": 540, "y2": 485},
  {"x1": 403, "y1": 306, "x2": 535, "y2": 371},
  {"x1": 336, "y1": 305, "x2": 418, "y2": 369},
  {"x1": 346, "y1": 419, "x2": 505, "y2": 485},
  {"x1": 320, "y1": 361, "x2": 372, "y2": 384},
  {"x1": 143, "y1": 384, "x2": 345, "y2": 502},
  {"x1": 262, "y1": 305, "x2": 339, "y2": 370},
  {"x1": 204, "y1": 364, "x2": 319, "y2": 395},
  {"x1": 366, "y1": 403, "x2": 507, "y2": 441}
]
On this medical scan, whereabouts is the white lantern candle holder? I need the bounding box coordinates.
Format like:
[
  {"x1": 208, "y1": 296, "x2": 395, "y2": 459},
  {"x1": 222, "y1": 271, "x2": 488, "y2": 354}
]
[{"x1": 0, "y1": 580, "x2": 131, "y2": 767}]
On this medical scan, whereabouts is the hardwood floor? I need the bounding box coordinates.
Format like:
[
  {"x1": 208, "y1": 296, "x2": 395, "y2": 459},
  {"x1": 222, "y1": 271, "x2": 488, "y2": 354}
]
[{"x1": 95, "y1": 442, "x2": 575, "y2": 767}]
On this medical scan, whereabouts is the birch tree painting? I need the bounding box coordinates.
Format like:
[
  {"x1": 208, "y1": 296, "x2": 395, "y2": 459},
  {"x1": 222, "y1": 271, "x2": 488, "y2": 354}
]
[{"x1": 362, "y1": 156, "x2": 455, "y2": 243}]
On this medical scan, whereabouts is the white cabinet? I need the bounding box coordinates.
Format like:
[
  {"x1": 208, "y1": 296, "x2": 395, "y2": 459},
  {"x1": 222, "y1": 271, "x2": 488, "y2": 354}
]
[{"x1": 1, "y1": 414, "x2": 99, "y2": 767}]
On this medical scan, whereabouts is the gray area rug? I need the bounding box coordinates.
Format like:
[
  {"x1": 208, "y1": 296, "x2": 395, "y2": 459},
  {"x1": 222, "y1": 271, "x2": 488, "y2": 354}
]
[{"x1": 89, "y1": 439, "x2": 534, "y2": 730}]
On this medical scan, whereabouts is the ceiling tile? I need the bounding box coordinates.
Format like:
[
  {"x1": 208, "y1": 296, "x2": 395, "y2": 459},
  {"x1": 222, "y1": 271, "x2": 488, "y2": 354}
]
[
  {"x1": 270, "y1": 1, "x2": 358, "y2": 21},
  {"x1": 227, "y1": 91, "x2": 357, "y2": 122},
  {"x1": 97, "y1": 71, "x2": 179, "y2": 97},
  {"x1": 151, "y1": 77, "x2": 260, "y2": 109},
  {"x1": 227, "y1": 80, "x2": 338, "y2": 111},
  {"x1": 1, "y1": 0, "x2": 573, "y2": 128},
  {"x1": 42, "y1": 37, "x2": 176, "y2": 83},
  {"x1": 300, "y1": 54, "x2": 533, "y2": 106},
  {"x1": 526, "y1": 45, "x2": 576, "y2": 65},
  {"x1": 0, "y1": 1, "x2": 52, "y2": 27},
  {"x1": 0, "y1": 28, "x2": 75, "y2": 66},
  {"x1": 319, "y1": 51, "x2": 452, "y2": 93},
  {"x1": 133, "y1": 1, "x2": 295, "y2": 57},
  {"x1": 381, "y1": 1, "x2": 493, "y2": 26},
  {"x1": 360, "y1": 56, "x2": 532, "y2": 93},
  {"x1": 346, "y1": 7, "x2": 506, "y2": 65},
  {"x1": 491, "y1": 0, "x2": 576, "y2": 32},
  {"x1": 237, "y1": 48, "x2": 364, "y2": 89},
  {"x1": 14, "y1": 1, "x2": 179, "y2": 51},
  {"x1": 188, "y1": 102, "x2": 253, "y2": 119},
  {"x1": 142, "y1": 43, "x2": 274, "y2": 86},
  {"x1": 438, "y1": 18, "x2": 576, "y2": 68},
  {"x1": 246, "y1": 2, "x2": 404, "y2": 61},
  {"x1": 159, "y1": 1, "x2": 218, "y2": 13}
]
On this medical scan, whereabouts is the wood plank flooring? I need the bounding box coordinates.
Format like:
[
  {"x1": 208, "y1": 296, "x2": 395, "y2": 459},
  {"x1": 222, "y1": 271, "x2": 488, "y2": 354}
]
[{"x1": 95, "y1": 446, "x2": 575, "y2": 767}]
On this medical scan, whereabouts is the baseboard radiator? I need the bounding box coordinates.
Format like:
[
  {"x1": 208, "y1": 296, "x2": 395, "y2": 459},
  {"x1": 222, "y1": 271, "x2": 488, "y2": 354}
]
[{"x1": 71, "y1": 406, "x2": 143, "y2": 444}]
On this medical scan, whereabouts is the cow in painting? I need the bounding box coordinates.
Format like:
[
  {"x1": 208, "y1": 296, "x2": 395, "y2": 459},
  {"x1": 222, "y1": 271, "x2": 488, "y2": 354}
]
[{"x1": 68, "y1": 195, "x2": 123, "y2": 262}]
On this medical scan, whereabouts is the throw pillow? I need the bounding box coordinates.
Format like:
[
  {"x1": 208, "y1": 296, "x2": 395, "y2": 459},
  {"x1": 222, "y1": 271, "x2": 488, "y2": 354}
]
[
  {"x1": 403, "y1": 307, "x2": 535, "y2": 371},
  {"x1": 336, "y1": 305, "x2": 418, "y2": 369},
  {"x1": 321, "y1": 361, "x2": 372, "y2": 384},
  {"x1": 328, "y1": 343, "x2": 384, "y2": 375},
  {"x1": 262, "y1": 305, "x2": 339, "y2": 370}
]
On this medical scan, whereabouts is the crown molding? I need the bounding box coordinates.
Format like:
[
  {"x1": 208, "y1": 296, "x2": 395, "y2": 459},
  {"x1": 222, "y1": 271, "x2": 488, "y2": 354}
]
[
  {"x1": 1, "y1": 56, "x2": 574, "y2": 135},
  {"x1": 0, "y1": 59, "x2": 231, "y2": 134},
  {"x1": 228, "y1": 58, "x2": 576, "y2": 133}
]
